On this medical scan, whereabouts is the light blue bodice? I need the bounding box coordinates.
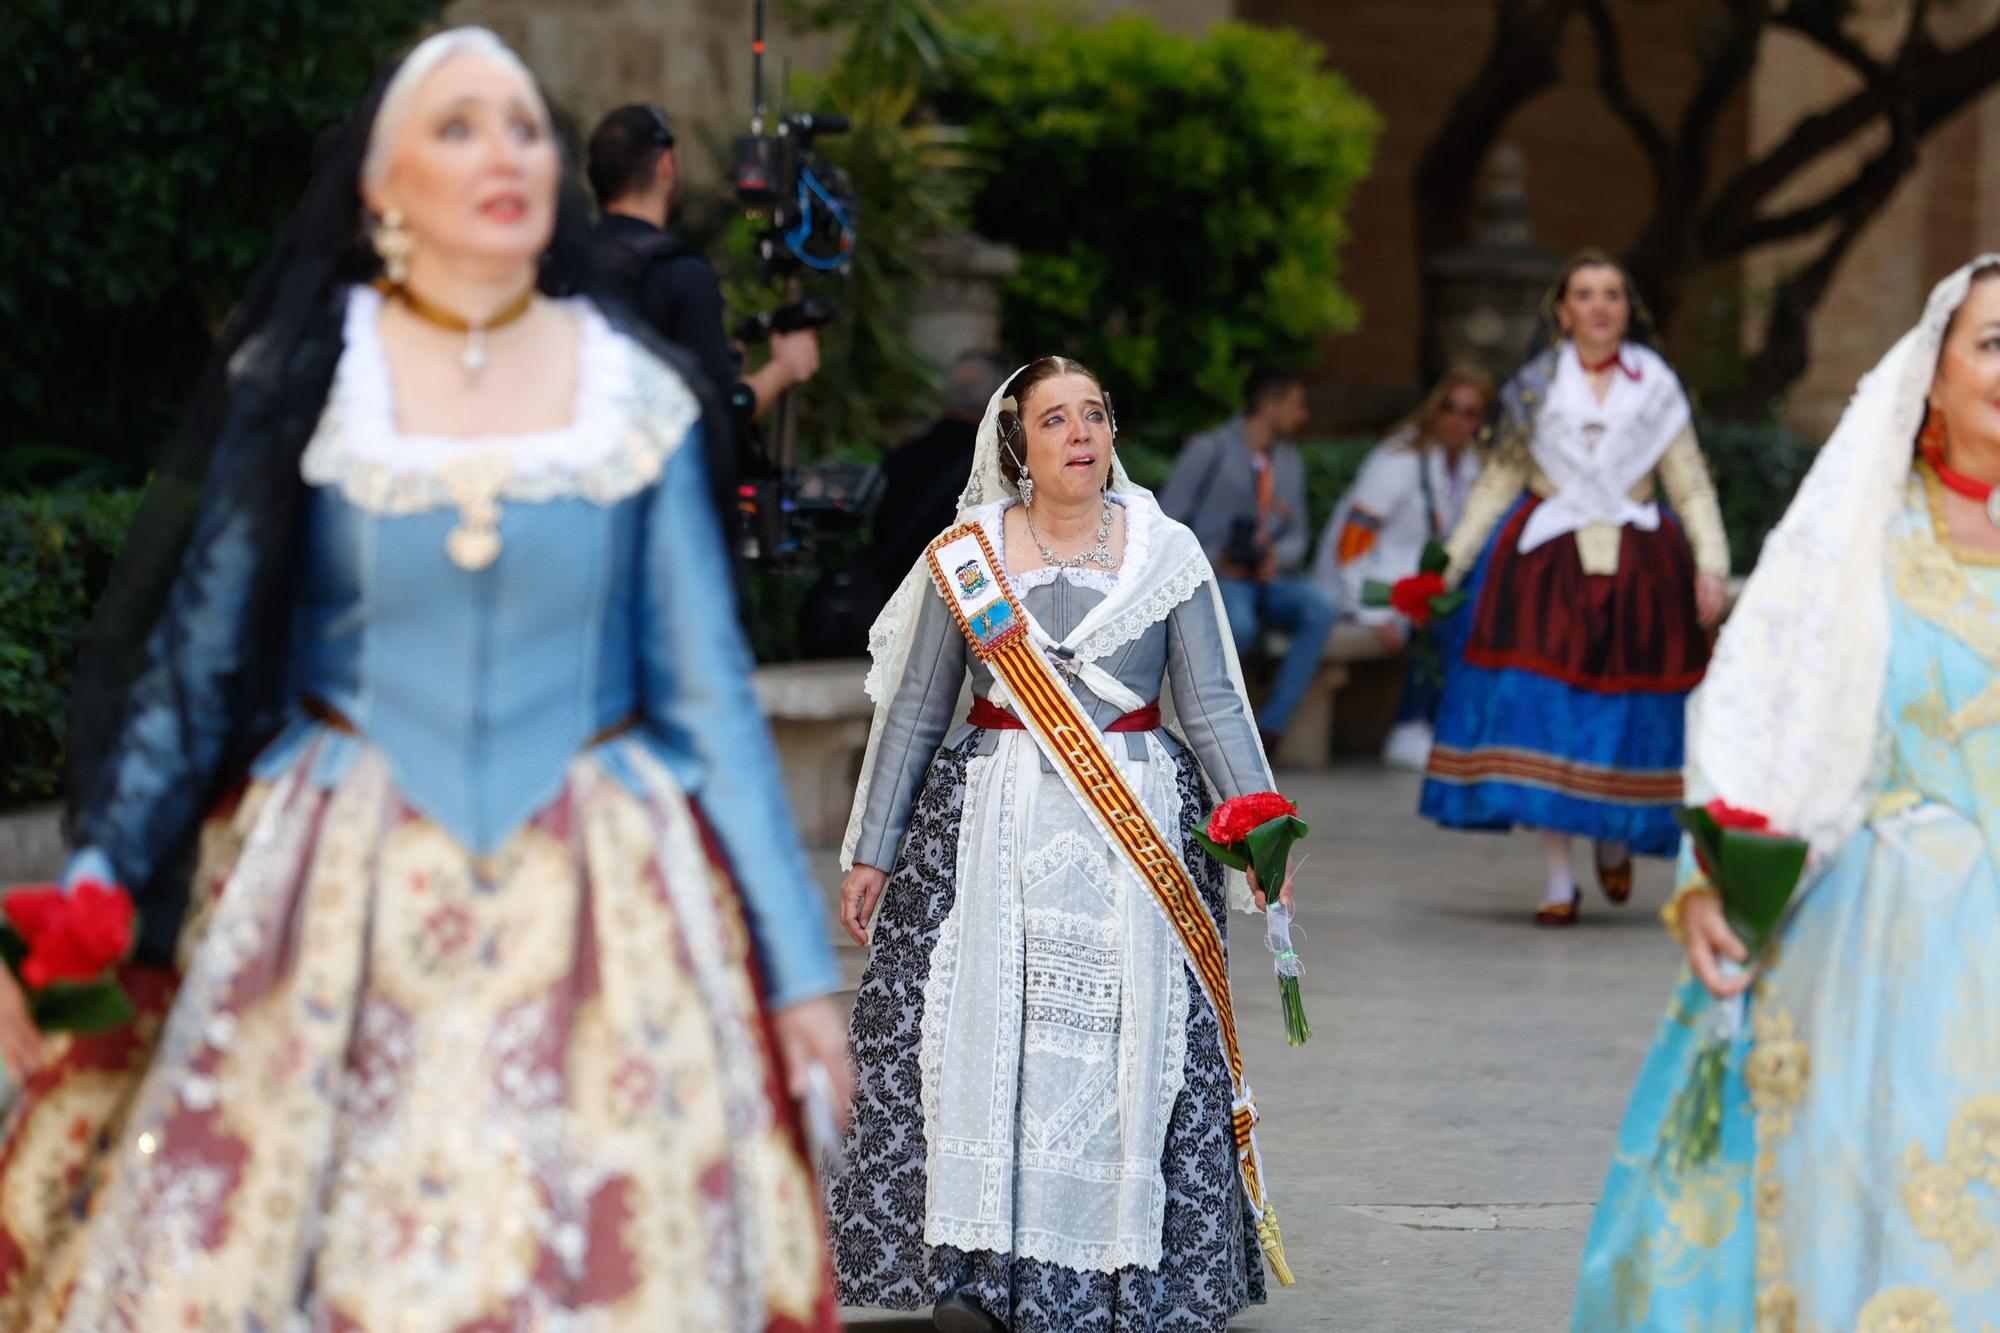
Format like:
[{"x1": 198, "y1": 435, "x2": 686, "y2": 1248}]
[
  {"x1": 1876, "y1": 472, "x2": 2000, "y2": 853},
  {"x1": 70, "y1": 292, "x2": 838, "y2": 1007}
]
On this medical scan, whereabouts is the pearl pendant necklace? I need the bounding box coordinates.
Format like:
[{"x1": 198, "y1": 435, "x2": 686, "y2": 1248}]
[
  {"x1": 374, "y1": 277, "x2": 535, "y2": 382},
  {"x1": 1026, "y1": 494, "x2": 1118, "y2": 570}
]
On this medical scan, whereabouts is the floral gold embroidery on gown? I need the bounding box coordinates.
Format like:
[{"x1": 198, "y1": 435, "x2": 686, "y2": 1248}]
[{"x1": 1573, "y1": 468, "x2": 2000, "y2": 1330}]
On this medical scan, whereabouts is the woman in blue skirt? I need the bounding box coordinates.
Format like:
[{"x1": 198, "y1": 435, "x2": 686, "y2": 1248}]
[
  {"x1": 1573, "y1": 256, "x2": 2000, "y2": 1329},
  {"x1": 1420, "y1": 252, "x2": 1729, "y2": 924}
]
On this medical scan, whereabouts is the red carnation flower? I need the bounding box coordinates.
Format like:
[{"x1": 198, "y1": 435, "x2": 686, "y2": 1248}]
[
  {"x1": 1704, "y1": 800, "x2": 1771, "y2": 833},
  {"x1": 1206, "y1": 791, "x2": 1299, "y2": 846},
  {"x1": 3, "y1": 880, "x2": 136, "y2": 990},
  {"x1": 1389, "y1": 572, "x2": 1448, "y2": 626}
]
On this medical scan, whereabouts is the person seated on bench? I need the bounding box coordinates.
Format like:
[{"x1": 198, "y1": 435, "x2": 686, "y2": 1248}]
[
  {"x1": 1160, "y1": 364, "x2": 1335, "y2": 753},
  {"x1": 1311, "y1": 366, "x2": 1493, "y2": 770}
]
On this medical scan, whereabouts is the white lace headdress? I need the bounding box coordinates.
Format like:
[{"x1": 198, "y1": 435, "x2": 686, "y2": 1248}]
[
  {"x1": 1686, "y1": 255, "x2": 1998, "y2": 862},
  {"x1": 840, "y1": 364, "x2": 1269, "y2": 871}
]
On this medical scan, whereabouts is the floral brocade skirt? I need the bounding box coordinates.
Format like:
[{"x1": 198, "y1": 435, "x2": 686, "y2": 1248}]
[{"x1": 0, "y1": 738, "x2": 838, "y2": 1333}]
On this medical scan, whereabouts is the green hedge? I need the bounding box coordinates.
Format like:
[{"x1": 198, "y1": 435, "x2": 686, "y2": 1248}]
[
  {"x1": 1, "y1": 490, "x2": 142, "y2": 807},
  {"x1": 1694, "y1": 416, "x2": 1813, "y2": 571},
  {"x1": 940, "y1": 9, "x2": 1381, "y2": 453}
]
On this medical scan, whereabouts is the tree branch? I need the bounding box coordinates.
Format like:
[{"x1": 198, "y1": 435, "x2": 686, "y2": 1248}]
[
  {"x1": 1721, "y1": 128, "x2": 1912, "y2": 250},
  {"x1": 1701, "y1": 15, "x2": 2000, "y2": 256},
  {"x1": 1412, "y1": 0, "x2": 1580, "y2": 260},
  {"x1": 1578, "y1": 0, "x2": 1671, "y2": 171},
  {"x1": 1722, "y1": 176, "x2": 1898, "y2": 418},
  {"x1": 1675, "y1": 0, "x2": 1768, "y2": 178},
  {"x1": 1770, "y1": 2, "x2": 1887, "y2": 91}
]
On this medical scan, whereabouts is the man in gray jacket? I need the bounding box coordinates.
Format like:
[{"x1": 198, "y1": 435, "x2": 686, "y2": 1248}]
[{"x1": 1158, "y1": 367, "x2": 1336, "y2": 751}]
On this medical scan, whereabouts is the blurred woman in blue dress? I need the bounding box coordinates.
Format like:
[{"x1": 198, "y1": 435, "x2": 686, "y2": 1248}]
[
  {"x1": 1573, "y1": 256, "x2": 2000, "y2": 1329},
  {"x1": 0, "y1": 28, "x2": 847, "y2": 1331}
]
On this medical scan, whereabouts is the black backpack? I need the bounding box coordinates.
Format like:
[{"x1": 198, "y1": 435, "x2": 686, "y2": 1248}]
[{"x1": 591, "y1": 228, "x2": 698, "y2": 310}]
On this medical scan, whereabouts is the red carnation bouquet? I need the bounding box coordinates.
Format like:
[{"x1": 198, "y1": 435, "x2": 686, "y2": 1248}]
[
  {"x1": 1362, "y1": 539, "x2": 1469, "y2": 682},
  {"x1": 1191, "y1": 792, "x2": 1312, "y2": 1046},
  {"x1": 0, "y1": 879, "x2": 140, "y2": 1033},
  {"x1": 1657, "y1": 799, "x2": 1809, "y2": 1173}
]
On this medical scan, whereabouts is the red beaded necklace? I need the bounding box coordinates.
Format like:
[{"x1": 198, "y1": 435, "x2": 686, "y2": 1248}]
[{"x1": 1927, "y1": 449, "x2": 2000, "y2": 527}]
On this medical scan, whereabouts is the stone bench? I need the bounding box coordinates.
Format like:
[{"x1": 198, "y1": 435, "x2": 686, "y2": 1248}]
[
  {"x1": 1263, "y1": 621, "x2": 1404, "y2": 771},
  {"x1": 752, "y1": 659, "x2": 876, "y2": 851}
]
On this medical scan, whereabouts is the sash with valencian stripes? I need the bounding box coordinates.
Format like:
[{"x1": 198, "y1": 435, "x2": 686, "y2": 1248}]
[{"x1": 924, "y1": 522, "x2": 1295, "y2": 1287}]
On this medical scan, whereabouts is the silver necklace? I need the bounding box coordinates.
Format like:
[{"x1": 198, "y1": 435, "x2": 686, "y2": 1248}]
[{"x1": 1025, "y1": 494, "x2": 1118, "y2": 569}]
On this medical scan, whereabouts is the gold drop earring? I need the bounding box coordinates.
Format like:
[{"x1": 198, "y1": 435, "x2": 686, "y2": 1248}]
[{"x1": 373, "y1": 207, "x2": 415, "y2": 286}]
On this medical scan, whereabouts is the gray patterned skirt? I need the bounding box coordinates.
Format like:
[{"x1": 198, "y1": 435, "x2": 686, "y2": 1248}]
[{"x1": 829, "y1": 735, "x2": 1266, "y2": 1331}]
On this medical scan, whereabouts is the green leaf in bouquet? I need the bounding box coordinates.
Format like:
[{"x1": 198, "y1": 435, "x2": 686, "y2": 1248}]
[
  {"x1": 1419, "y1": 538, "x2": 1450, "y2": 576},
  {"x1": 0, "y1": 929, "x2": 25, "y2": 975},
  {"x1": 1242, "y1": 814, "x2": 1310, "y2": 904},
  {"x1": 30, "y1": 979, "x2": 136, "y2": 1034},
  {"x1": 1674, "y1": 806, "x2": 1725, "y2": 875},
  {"x1": 1190, "y1": 828, "x2": 1250, "y2": 872},
  {"x1": 1673, "y1": 807, "x2": 1807, "y2": 957},
  {"x1": 1431, "y1": 589, "x2": 1468, "y2": 617},
  {"x1": 1360, "y1": 579, "x2": 1393, "y2": 608},
  {"x1": 1713, "y1": 828, "x2": 1808, "y2": 953}
]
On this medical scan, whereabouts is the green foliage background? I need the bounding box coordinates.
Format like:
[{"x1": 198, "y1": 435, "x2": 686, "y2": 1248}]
[
  {"x1": 0, "y1": 0, "x2": 439, "y2": 486},
  {"x1": 0, "y1": 491, "x2": 144, "y2": 805},
  {"x1": 938, "y1": 7, "x2": 1381, "y2": 451}
]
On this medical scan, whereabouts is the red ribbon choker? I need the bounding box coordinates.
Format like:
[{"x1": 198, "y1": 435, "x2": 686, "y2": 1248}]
[
  {"x1": 1926, "y1": 449, "x2": 2000, "y2": 526},
  {"x1": 1928, "y1": 451, "x2": 1999, "y2": 504},
  {"x1": 1577, "y1": 347, "x2": 1640, "y2": 380}
]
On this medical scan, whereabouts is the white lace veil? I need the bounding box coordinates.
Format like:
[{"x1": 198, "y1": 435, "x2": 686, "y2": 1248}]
[
  {"x1": 1686, "y1": 255, "x2": 1999, "y2": 861},
  {"x1": 840, "y1": 364, "x2": 1268, "y2": 874}
]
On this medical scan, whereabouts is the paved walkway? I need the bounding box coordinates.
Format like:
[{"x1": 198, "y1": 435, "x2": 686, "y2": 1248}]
[{"x1": 818, "y1": 763, "x2": 1688, "y2": 1332}]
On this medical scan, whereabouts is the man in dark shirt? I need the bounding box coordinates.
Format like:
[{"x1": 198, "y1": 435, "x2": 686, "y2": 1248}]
[
  {"x1": 586, "y1": 104, "x2": 819, "y2": 530},
  {"x1": 866, "y1": 351, "x2": 1003, "y2": 589}
]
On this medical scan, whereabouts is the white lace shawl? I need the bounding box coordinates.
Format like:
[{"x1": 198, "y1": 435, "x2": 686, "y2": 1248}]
[
  {"x1": 1686, "y1": 255, "x2": 1999, "y2": 863},
  {"x1": 1517, "y1": 341, "x2": 1689, "y2": 554},
  {"x1": 839, "y1": 372, "x2": 1268, "y2": 884}
]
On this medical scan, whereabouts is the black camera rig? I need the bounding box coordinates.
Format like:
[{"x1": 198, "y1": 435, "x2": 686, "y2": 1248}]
[{"x1": 730, "y1": 0, "x2": 876, "y2": 566}]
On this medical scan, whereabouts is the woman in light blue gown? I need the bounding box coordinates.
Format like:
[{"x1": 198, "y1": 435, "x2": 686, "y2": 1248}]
[{"x1": 1574, "y1": 257, "x2": 2000, "y2": 1330}]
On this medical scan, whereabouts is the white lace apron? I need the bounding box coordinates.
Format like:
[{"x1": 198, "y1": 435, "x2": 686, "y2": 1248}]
[{"x1": 914, "y1": 500, "x2": 1228, "y2": 1273}]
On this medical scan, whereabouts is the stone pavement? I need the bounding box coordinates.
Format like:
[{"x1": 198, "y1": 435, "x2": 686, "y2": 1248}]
[{"x1": 816, "y1": 763, "x2": 1689, "y2": 1333}]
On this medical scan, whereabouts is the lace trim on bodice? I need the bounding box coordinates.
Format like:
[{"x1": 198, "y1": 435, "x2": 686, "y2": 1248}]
[{"x1": 300, "y1": 284, "x2": 699, "y2": 515}]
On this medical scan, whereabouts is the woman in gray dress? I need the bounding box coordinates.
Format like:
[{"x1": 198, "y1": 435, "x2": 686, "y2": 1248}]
[{"x1": 828, "y1": 357, "x2": 1296, "y2": 1332}]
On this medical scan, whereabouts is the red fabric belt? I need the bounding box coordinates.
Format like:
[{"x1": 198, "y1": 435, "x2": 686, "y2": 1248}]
[{"x1": 968, "y1": 697, "x2": 1161, "y2": 733}]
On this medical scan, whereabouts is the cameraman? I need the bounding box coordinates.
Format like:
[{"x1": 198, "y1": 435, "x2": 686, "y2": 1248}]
[
  {"x1": 586, "y1": 104, "x2": 820, "y2": 525},
  {"x1": 1158, "y1": 366, "x2": 1334, "y2": 752}
]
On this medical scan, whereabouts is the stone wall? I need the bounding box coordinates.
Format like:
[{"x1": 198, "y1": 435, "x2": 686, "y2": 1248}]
[
  {"x1": 1243, "y1": 0, "x2": 2000, "y2": 439},
  {"x1": 1239, "y1": 0, "x2": 1746, "y2": 428},
  {"x1": 443, "y1": 0, "x2": 1235, "y2": 186},
  {"x1": 1744, "y1": 0, "x2": 2000, "y2": 439},
  {"x1": 441, "y1": 0, "x2": 842, "y2": 185},
  {"x1": 439, "y1": 0, "x2": 2000, "y2": 438}
]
